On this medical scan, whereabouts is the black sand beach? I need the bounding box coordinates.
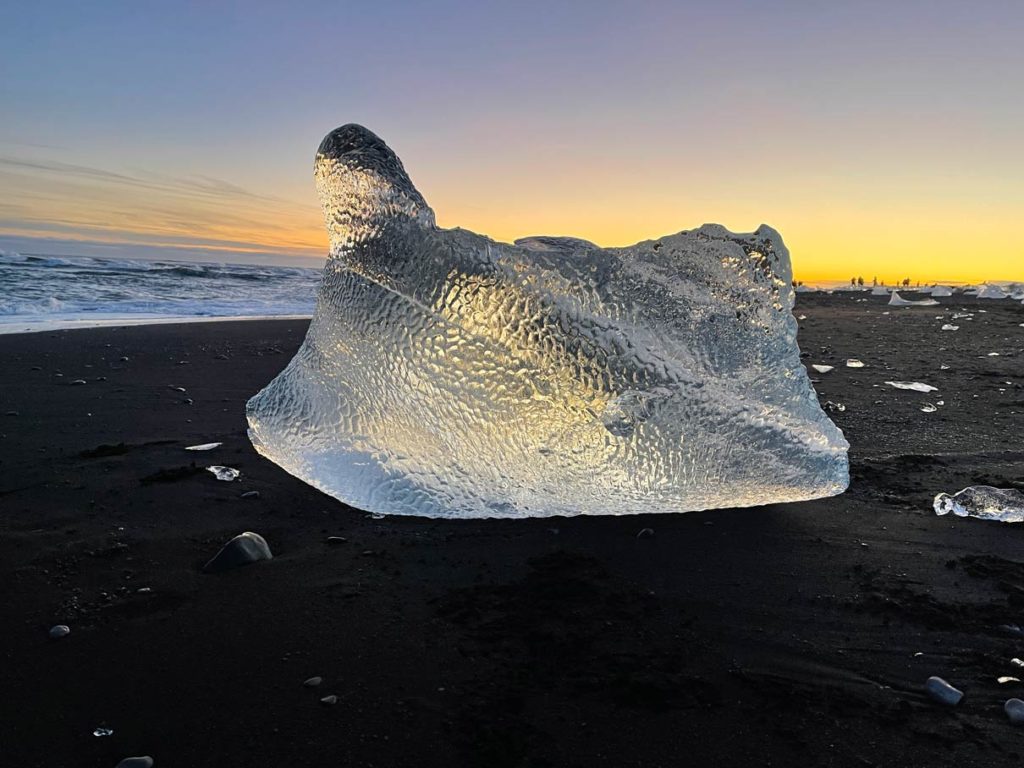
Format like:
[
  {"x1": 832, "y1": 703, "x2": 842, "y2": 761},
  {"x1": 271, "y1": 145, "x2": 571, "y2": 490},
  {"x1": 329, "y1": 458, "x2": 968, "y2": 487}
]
[{"x1": 2, "y1": 293, "x2": 1023, "y2": 767}]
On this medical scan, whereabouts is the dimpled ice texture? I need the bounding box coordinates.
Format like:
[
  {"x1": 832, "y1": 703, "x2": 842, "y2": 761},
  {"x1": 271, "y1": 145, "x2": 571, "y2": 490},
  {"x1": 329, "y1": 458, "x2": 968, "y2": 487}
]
[{"x1": 245, "y1": 125, "x2": 849, "y2": 518}]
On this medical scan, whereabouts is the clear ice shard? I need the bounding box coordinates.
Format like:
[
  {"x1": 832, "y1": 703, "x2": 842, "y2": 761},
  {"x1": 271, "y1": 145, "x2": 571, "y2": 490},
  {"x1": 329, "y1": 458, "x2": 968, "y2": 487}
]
[
  {"x1": 245, "y1": 124, "x2": 850, "y2": 518},
  {"x1": 934, "y1": 486, "x2": 1024, "y2": 523},
  {"x1": 888, "y1": 291, "x2": 938, "y2": 307}
]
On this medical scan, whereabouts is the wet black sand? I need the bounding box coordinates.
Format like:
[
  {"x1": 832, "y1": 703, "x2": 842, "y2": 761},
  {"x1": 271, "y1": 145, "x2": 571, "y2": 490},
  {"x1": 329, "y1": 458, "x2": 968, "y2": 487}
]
[{"x1": 1, "y1": 293, "x2": 1023, "y2": 767}]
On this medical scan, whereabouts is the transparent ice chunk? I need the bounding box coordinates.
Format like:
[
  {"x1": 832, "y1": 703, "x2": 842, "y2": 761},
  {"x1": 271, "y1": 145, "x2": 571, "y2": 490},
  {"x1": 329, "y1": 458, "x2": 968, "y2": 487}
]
[
  {"x1": 845, "y1": 359, "x2": 865, "y2": 368},
  {"x1": 885, "y1": 381, "x2": 938, "y2": 393},
  {"x1": 206, "y1": 466, "x2": 240, "y2": 481},
  {"x1": 888, "y1": 291, "x2": 939, "y2": 307},
  {"x1": 246, "y1": 125, "x2": 850, "y2": 518},
  {"x1": 934, "y1": 486, "x2": 1024, "y2": 523},
  {"x1": 185, "y1": 442, "x2": 222, "y2": 451}
]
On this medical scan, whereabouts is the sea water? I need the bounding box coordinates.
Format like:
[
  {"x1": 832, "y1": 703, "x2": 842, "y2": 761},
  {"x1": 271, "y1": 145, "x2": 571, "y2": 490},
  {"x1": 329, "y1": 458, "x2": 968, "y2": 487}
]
[{"x1": 0, "y1": 249, "x2": 321, "y2": 333}]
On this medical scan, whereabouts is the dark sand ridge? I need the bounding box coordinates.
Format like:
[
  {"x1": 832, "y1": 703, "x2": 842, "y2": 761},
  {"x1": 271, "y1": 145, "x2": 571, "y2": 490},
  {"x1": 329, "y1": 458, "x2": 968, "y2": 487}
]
[{"x1": 0, "y1": 293, "x2": 1022, "y2": 767}]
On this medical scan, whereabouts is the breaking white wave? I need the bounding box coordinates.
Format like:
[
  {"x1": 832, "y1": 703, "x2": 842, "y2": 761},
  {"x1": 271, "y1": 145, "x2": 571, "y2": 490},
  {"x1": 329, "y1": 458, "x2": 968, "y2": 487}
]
[{"x1": 0, "y1": 249, "x2": 321, "y2": 332}]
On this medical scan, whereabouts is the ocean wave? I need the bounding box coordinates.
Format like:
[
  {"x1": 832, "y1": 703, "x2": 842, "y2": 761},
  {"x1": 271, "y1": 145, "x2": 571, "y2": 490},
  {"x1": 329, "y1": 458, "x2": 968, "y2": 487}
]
[{"x1": 0, "y1": 250, "x2": 322, "y2": 321}]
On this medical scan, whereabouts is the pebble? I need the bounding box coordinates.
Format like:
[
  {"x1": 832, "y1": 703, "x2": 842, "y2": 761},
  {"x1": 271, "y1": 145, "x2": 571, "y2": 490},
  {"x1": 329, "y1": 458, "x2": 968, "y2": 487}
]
[
  {"x1": 70, "y1": 379, "x2": 87, "y2": 385},
  {"x1": 925, "y1": 676, "x2": 963, "y2": 706},
  {"x1": 203, "y1": 532, "x2": 273, "y2": 573},
  {"x1": 1006, "y1": 698, "x2": 1024, "y2": 725},
  {"x1": 49, "y1": 624, "x2": 71, "y2": 640},
  {"x1": 320, "y1": 695, "x2": 338, "y2": 705},
  {"x1": 115, "y1": 758, "x2": 154, "y2": 768},
  {"x1": 304, "y1": 676, "x2": 323, "y2": 687},
  {"x1": 240, "y1": 490, "x2": 260, "y2": 499}
]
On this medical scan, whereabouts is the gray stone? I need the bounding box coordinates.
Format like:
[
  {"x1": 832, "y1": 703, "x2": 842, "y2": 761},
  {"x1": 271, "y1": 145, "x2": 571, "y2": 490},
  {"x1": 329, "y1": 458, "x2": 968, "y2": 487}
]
[
  {"x1": 115, "y1": 758, "x2": 154, "y2": 768},
  {"x1": 320, "y1": 695, "x2": 338, "y2": 705},
  {"x1": 304, "y1": 676, "x2": 323, "y2": 687},
  {"x1": 202, "y1": 532, "x2": 272, "y2": 573},
  {"x1": 925, "y1": 676, "x2": 963, "y2": 706},
  {"x1": 1006, "y1": 698, "x2": 1024, "y2": 725}
]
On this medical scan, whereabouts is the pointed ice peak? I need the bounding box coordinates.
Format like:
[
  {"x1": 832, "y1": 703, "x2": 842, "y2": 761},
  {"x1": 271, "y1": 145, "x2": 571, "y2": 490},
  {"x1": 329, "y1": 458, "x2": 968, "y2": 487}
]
[{"x1": 315, "y1": 124, "x2": 435, "y2": 257}]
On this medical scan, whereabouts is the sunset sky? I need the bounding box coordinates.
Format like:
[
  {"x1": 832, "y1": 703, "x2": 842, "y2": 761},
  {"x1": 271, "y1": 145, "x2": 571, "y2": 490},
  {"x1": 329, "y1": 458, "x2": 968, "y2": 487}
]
[{"x1": 2, "y1": 1, "x2": 1022, "y2": 282}]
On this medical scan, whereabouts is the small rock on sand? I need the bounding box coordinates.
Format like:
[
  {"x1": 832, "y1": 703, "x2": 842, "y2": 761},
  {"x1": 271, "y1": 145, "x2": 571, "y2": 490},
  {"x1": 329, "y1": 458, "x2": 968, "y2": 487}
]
[
  {"x1": 320, "y1": 695, "x2": 338, "y2": 705},
  {"x1": 203, "y1": 532, "x2": 272, "y2": 573},
  {"x1": 115, "y1": 758, "x2": 154, "y2": 768},
  {"x1": 49, "y1": 624, "x2": 70, "y2": 640},
  {"x1": 1006, "y1": 698, "x2": 1024, "y2": 725},
  {"x1": 304, "y1": 676, "x2": 323, "y2": 687},
  {"x1": 925, "y1": 676, "x2": 963, "y2": 706}
]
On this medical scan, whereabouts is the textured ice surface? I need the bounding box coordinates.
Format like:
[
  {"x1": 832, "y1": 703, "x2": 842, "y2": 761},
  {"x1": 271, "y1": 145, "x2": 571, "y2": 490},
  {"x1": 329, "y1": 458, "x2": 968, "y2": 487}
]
[
  {"x1": 246, "y1": 124, "x2": 849, "y2": 518},
  {"x1": 934, "y1": 486, "x2": 1024, "y2": 523}
]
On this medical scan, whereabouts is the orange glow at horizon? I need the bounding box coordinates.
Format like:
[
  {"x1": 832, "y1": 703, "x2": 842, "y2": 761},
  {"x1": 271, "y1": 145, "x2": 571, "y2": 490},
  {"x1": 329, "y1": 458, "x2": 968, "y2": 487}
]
[{"x1": 3, "y1": 149, "x2": 1021, "y2": 285}]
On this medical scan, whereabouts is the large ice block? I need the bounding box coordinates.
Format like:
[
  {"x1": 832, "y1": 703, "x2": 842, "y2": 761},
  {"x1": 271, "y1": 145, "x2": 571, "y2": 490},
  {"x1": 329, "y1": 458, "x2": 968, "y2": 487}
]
[{"x1": 246, "y1": 125, "x2": 849, "y2": 518}]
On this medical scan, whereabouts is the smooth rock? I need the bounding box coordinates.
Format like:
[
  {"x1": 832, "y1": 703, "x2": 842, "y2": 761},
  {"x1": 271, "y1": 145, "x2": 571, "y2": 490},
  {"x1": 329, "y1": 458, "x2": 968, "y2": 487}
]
[
  {"x1": 49, "y1": 624, "x2": 71, "y2": 639},
  {"x1": 1006, "y1": 698, "x2": 1024, "y2": 725},
  {"x1": 925, "y1": 676, "x2": 963, "y2": 706},
  {"x1": 202, "y1": 532, "x2": 273, "y2": 573}
]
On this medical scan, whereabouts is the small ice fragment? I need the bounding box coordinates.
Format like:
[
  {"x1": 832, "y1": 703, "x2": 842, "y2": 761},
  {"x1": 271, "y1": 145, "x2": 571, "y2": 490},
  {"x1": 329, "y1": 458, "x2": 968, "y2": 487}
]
[
  {"x1": 93, "y1": 727, "x2": 114, "y2": 737},
  {"x1": 999, "y1": 677, "x2": 1021, "y2": 684},
  {"x1": 185, "y1": 442, "x2": 222, "y2": 451},
  {"x1": 811, "y1": 364, "x2": 834, "y2": 373},
  {"x1": 988, "y1": 352, "x2": 1000, "y2": 357},
  {"x1": 115, "y1": 758, "x2": 153, "y2": 768},
  {"x1": 304, "y1": 676, "x2": 323, "y2": 687},
  {"x1": 924, "y1": 676, "x2": 963, "y2": 706},
  {"x1": 823, "y1": 401, "x2": 846, "y2": 413},
  {"x1": 846, "y1": 359, "x2": 865, "y2": 368},
  {"x1": 921, "y1": 403, "x2": 937, "y2": 413},
  {"x1": 936, "y1": 400, "x2": 944, "y2": 406},
  {"x1": 797, "y1": 314, "x2": 807, "y2": 320},
  {"x1": 206, "y1": 466, "x2": 240, "y2": 481},
  {"x1": 49, "y1": 624, "x2": 70, "y2": 639},
  {"x1": 1013, "y1": 658, "x2": 1024, "y2": 667},
  {"x1": 940, "y1": 364, "x2": 950, "y2": 370},
  {"x1": 889, "y1": 291, "x2": 939, "y2": 307},
  {"x1": 885, "y1": 381, "x2": 938, "y2": 393},
  {"x1": 941, "y1": 324, "x2": 959, "y2": 331},
  {"x1": 1007, "y1": 699, "x2": 1024, "y2": 725},
  {"x1": 70, "y1": 379, "x2": 87, "y2": 385},
  {"x1": 933, "y1": 486, "x2": 1024, "y2": 523},
  {"x1": 320, "y1": 695, "x2": 338, "y2": 705},
  {"x1": 952, "y1": 313, "x2": 974, "y2": 320}
]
